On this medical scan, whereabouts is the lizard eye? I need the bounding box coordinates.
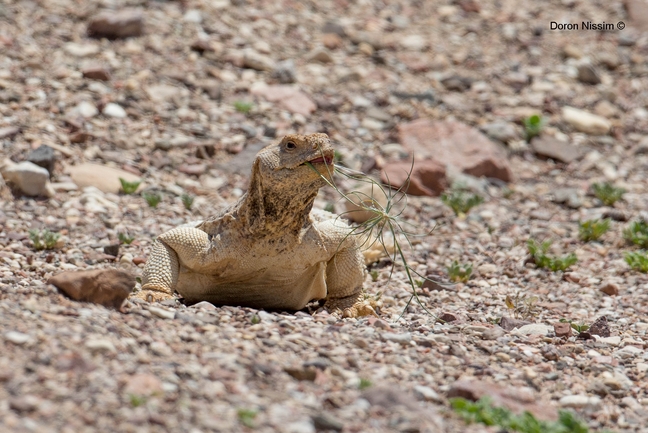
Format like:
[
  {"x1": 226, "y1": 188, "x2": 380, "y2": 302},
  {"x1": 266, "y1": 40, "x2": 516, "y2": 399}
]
[{"x1": 285, "y1": 141, "x2": 296, "y2": 150}]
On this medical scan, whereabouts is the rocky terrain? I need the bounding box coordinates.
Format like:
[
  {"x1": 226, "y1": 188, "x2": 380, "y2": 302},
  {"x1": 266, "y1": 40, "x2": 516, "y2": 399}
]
[{"x1": 1, "y1": 0, "x2": 648, "y2": 432}]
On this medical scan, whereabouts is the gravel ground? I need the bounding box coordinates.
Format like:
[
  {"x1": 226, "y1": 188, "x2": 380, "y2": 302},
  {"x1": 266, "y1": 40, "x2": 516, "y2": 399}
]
[{"x1": 1, "y1": 0, "x2": 648, "y2": 432}]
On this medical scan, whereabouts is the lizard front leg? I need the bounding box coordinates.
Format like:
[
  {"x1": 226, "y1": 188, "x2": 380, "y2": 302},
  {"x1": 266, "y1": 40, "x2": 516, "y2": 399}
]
[
  {"x1": 323, "y1": 245, "x2": 376, "y2": 317},
  {"x1": 137, "y1": 227, "x2": 216, "y2": 303}
]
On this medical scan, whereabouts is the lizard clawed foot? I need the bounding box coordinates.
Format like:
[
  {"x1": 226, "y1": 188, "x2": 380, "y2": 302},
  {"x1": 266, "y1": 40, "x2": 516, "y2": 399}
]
[
  {"x1": 325, "y1": 298, "x2": 378, "y2": 318},
  {"x1": 132, "y1": 287, "x2": 174, "y2": 303}
]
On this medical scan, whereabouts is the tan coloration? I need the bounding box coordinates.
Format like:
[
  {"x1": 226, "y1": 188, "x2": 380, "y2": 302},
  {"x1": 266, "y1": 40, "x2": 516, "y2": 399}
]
[{"x1": 137, "y1": 134, "x2": 373, "y2": 316}]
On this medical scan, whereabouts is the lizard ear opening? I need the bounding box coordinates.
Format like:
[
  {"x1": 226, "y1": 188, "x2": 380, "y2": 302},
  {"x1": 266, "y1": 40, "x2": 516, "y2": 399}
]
[{"x1": 242, "y1": 158, "x2": 265, "y2": 232}]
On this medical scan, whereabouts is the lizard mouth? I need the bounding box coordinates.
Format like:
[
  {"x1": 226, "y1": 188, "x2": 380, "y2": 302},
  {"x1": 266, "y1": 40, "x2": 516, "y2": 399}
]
[{"x1": 307, "y1": 156, "x2": 334, "y2": 165}]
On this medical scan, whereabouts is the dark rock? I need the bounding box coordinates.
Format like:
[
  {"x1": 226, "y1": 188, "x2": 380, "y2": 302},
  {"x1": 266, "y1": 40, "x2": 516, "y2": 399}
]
[
  {"x1": 422, "y1": 278, "x2": 455, "y2": 291},
  {"x1": 577, "y1": 64, "x2": 601, "y2": 85},
  {"x1": 438, "y1": 312, "x2": 459, "y2": 323},
  {"x1": 392, "y1": 89, "x2": 435, "y2": 103},
  {"x1": 284, "y1": 366, "x2": 317, "y2": 381},
  {"x1": 322, "y1": 21, "x2": 346, "y2": 37},
  {"x1": 103, "y1": 244, "x2": 120, "y2": 257},
  {"x1": 48, "y1": 269, "x2": 135, "y2": 309},
  {"x1": 26, "y1": 145, "x2": 56, "y2": 177},
  {"x1": 82, "y1": 66, "x2": 111, "y2": 81},
  {"x1": 441, "y1": 75, "x2": 473, "y2": 92},
  {"x1": 87, "y1": 9, "x2": 144, "y2": 39},
  {"x1": 312, "y1": 414, "x2": 343, "y2": 432}
]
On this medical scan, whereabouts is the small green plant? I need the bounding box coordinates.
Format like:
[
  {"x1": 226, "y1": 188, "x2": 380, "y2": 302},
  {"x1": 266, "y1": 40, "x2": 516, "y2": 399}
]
[
  {"x1": 624, "y1": 221, "x2": 648, "y2": 248},
  {"x1": 358, "y1": 378, "x2": 373, "y2": 390},
  {"x1": 592, "y1": 182, "x2": 625, "y2": 206},
  {"x1": 450, "y1": 397, "x2": 601, "y2": 433},
  {"x1": 143, "y1": 192, "x2": 162, "y2": 208},
  {"x1": 522, "y1": 114, "x2": 545, "y2": 142},
  {"x1": 234, "y1": 100, "x2": 253, "y2": 114},
  {"x1": 118, "y1": 233, "x2": 135, "y2": 245},
  {"x1": 181, "y1": 193, "x2": 194, "y2": 211},
  {"x1": 369, "y1": 269, "x2": 379, "y2": 282},
  {"x1": 119, "y1": 178, "x2": 142, "y2": 195},
  {"x1": 505, "y1": 292, "x2": 540, "y2": 320},
  {"x1": 250, "y1": 314, "x2": 260, "y2": 325},
  {"x1": 237, "y1": 408, "x2": 257, "y2": 428},
  {"x1": 447, "y1": 261, "x2": 473, "y2": 283},
  {"x1": 578, "y1": 218, "x2": 610, "y2": 242},
  {"x1": 527, "y1": 239, "x2": 577, "y2": 272},
  {"x1": 441, "y1": 190, "x2": 484, "y2": 216},
  {"x1": 129, "y1": 394, "x2": 147, "y2": 407},
  {"x1": 625, "y1": 251, "x2": 648, "y2": 273},
  {"x1": 29, "y1": 229, "x2": 60, "y2": 250},
  {"x1": 559, "y1": 318, "x2": 589, "y2": 334},
  {"x1": 324, "y1": 202, "x2": 335, "y2": 213}
]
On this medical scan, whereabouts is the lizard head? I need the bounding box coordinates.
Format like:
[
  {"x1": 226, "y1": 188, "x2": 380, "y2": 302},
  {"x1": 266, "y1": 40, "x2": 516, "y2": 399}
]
[
  {"x1": 242, "y1": 133, "x2": 336, "y2": 234},
  {"x1": 255, "y1": 133, "x2": 335, "y2": 186}
]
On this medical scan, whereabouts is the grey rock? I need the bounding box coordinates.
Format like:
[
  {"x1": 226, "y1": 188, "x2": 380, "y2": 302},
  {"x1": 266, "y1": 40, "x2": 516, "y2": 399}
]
[
  {"x1": 577, "y1": 64, "x2": 601, "y2": 85},
  {"x1": 481, "y1": 122, "x2": 518, "y2": 143},
  {"x1": 271, "y1": 59, "x2": 297, "y2": 84},
  {"x1": 553, "y1": 188, "x2": 582, "y2": 208},
  {"x1": 26, "y1": 145, "x2": 56, "y2": 176},
  {"x1": 0, "y1": 126, "x2": 20, "y2": 139},
  {"x1": 5, "y1": 331, "x2": 30, "y2": 345}
]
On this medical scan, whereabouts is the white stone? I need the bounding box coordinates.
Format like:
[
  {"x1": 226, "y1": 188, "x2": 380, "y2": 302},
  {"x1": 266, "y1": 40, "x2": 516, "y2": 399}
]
[
  {"x1": 183, "y1": 9, "x2": 202, "y2": 23},
  {"x1": 149, "y1": 306, "x2": 176, "y2": 320},
  {"x1": 559, "y1": 395, "x2": 600, "y2": 408},
  {"x1": 85, "y1": 338, "x2": 117, "y2": 353},
  {"x1": 562, "y1": 106, "x2": 611, "y2": 135},
  {"x1": 5, "y1": 331, "x2": 30, "y2": 345},
  {"x1": 513, "y1": 323, "x2": 552, "y2": 336},
  {"x1": 401, "y1": 34, "x2": 427, "y2": 51},
  {"x1": 64, "y1": 42, "x2": 99, "y2": 57},
  {"x1": 1, "y1": 161, "x2": 50, "y2": 196},
  {"x1": 74, "y1": 101, "x2": 99, "y2": 118},
  {"x1": 615, "y1": 345, "x2": 643, "y2": 359},
  {"x1": 597, "y1": 336, "x2": 621, "y2": 346},
  {"x1": 477, "y1": 264, "x2": 498, "y2": 275},
  {"x1": 361, "y1": 118, "x2": 384, "y2": 130},
  {"x1": 102, "y1": 103, "x2": 127, "y2": 118},
  {"x1": 413, "y1": 385, "x2": 442, "y2": 402}
]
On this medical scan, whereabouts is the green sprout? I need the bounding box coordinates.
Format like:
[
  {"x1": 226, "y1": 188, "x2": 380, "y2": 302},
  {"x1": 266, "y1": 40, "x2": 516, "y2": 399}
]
[
  {"x1": 592, "y1": 182, "x2": 625, "y2": 206},
  {"x1": 522, "y1": 114, "x2": 545, "y2": 142},
  {"x1": 118, "y1": 233, "x2": 135, "y2": 245},
  {"x1": 29, "y1": 229, "x2": 61, "y2": 250},
  {"x1": 234, "y1": 101, "x2": 253, "y2": 114},
  {"x1": 181, "y1": 193, "x2": 194, "y2": 211},
  {"x1": 578, "y1": 219, "x2": 610, "y2": 242},
  {"x1": 624, "y1": 221, "x2": 648, "y2": 248},
  {"x1": 129, "y1": 394, "x2": 147, "y2": 407},
  {"x1": 237, "y1": 408, "x2": 258, "y2": 428},
  {"x1": 143, "y1": 192, "x2": 162, "y2": 208},
  {"x1": 119, "y1": 178, "x2": 142, "y2": 195},
  {"x1": 527, "y1": 239, "x2": 577, "y2": 272},
  {"x1": 358, "y1": 378, "x2": 373, "y2": 390},
  {"x1": 447, "y1": 261, "x2": 473, "y2": 283},
  {"x1": 559, "y1": 318, "x2": 589, "y2": 334},
  {"x1": 450, "y1": 397, "x2": 603, "y2": 433},
  {"x1": 441, "y1": 190, "x2": 484, "y2": 216},
  {"x1": 625, "y1": 251, "x2": 648, "y2": 273}
]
